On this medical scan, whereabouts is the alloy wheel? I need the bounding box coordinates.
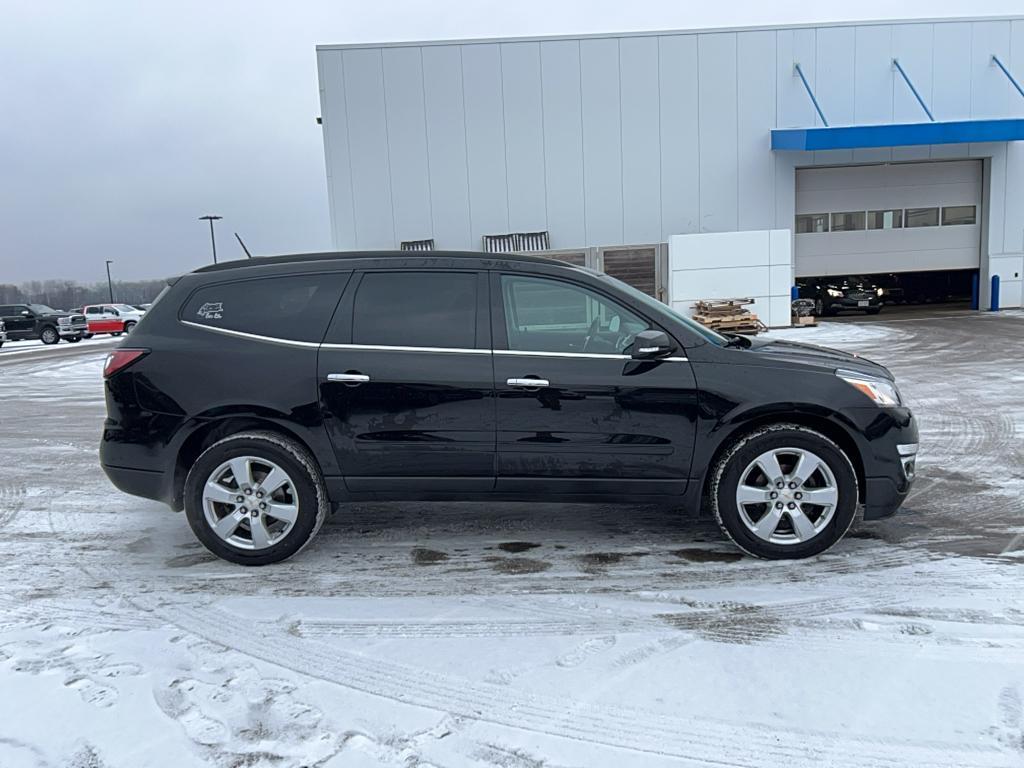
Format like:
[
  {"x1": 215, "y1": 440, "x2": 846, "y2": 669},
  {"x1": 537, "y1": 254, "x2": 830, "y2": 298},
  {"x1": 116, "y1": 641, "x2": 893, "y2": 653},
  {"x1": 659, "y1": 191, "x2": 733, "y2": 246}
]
[
  {"x1": 734, "y1": 447, "x2": 838, "y2": 545},
  {"x1": 202, "y1": 456, "x2": 299, "y2": 550}
]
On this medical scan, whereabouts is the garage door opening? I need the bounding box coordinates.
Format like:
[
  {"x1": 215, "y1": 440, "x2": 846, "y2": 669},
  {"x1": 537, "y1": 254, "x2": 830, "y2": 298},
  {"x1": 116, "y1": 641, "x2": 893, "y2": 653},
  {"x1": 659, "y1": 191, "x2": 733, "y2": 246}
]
[{"x1": 797, "y1": 268, "x2": 977, "y2": 318}]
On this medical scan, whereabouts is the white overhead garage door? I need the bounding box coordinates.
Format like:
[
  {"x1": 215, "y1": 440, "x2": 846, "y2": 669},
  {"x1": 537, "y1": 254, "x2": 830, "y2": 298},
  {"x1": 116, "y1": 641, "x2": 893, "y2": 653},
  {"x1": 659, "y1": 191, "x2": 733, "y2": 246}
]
[{"x1": 794, "y1": 160, "x2": 981, "y2": 277}]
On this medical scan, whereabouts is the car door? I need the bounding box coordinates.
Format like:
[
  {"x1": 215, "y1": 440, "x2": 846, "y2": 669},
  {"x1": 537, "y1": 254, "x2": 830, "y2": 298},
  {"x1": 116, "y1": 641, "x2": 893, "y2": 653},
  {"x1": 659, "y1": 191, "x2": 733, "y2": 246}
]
[
  {"x1": 1, "y1": 306, "x2": 32, "y2": 338},
  {"x1": 317, "y1": 269, "x2": 495, "y2": 493},
  {"x1": 86, "y1": 305, "x2": 118, "y2": 334},
  {"x1": 490, "y1": 272, "x2": 699, "y2": 496}
]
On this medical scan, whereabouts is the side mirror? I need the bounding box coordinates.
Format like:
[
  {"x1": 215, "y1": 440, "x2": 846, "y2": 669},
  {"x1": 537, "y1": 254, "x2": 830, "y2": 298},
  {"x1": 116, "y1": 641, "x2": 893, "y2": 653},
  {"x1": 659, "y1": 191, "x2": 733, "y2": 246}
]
[{"x1": 631, "y1": 329, "x2": 673, "y2": 360}]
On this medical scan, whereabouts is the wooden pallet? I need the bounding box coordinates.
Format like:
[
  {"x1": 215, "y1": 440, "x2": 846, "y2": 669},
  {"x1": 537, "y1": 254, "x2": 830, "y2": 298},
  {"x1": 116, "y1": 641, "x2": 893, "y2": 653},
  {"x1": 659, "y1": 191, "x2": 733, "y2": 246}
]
[{"x1": 691, "y1": 298, "x2": 765, "y2": 334}]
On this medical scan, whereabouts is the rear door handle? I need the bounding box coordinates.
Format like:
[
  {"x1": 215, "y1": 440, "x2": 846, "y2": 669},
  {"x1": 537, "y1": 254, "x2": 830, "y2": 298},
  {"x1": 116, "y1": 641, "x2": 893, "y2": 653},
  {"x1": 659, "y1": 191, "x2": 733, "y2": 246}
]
[
  {"x1": 507, "y1": 377, "x2": 550, "y2": 389},
  {"x1": 327, "y1": 372, "x2": 370, "y2": 386}
]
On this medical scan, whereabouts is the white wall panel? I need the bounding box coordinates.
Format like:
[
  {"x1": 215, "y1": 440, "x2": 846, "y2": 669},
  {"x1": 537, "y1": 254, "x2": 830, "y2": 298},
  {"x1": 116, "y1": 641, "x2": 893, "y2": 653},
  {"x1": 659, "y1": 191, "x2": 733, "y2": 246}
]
[
  {"x1": 316, "y1": 50, "x2": 356, "y2": 249},
  {"x1": 540, "y1": 40, "x2": 586, "y2": 249},
  {"x1": 930, "y1": 22, "x2": 973, "y2": 160},
  {"x1": 421, "y1": 46, "x2": 472, "y2": 249},
  {"x1": 852, "y1": 25, "x2": 893, "y2": 164},
  {"x1": 776, "y1": 28, "x2": 818, "y2": 128},
  {"x1": 500, "y1": 42, "x2": 547, "y2": 233},
  {"x1": 342, "y1": 49, "x2": 395, "y2": 248},
  {"x1": 382, "y1": 48, "x2": 433, "y2": 244},
  {"x1": 698, "y1": 33, "x2": 738, "y2": 232},
  {"x1": 462, "y1": 44, "x2": 509, "y2": 247},
  {"x1": 659, "y1": 35, "x2": 699, "y2": 238},
  {"x1": 737, "y1": 31, "x2": 776, "y2": 231},
  {"x1": 619, "y1": 37, "x2": 661, "y2": 243},
  {"x1": 813, "y1": 26, "x2": 856, "y2": 165},
  {"x1": 580, "y1": 38, "x2": 623, "y2": 245},
  {"x1": 971, "y1": 22, "x2": 1013, "y2": 118},
  {"x1": 891, "y1": 24, "x2": 934, "y2": 162}
]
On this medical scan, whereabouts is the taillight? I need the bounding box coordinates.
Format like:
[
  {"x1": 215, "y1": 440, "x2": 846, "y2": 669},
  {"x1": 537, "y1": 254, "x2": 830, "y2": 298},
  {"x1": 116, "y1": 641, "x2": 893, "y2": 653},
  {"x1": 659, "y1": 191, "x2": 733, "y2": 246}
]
[{"x1": 103, "y1": 348, "x2": 148, "y2": 378}]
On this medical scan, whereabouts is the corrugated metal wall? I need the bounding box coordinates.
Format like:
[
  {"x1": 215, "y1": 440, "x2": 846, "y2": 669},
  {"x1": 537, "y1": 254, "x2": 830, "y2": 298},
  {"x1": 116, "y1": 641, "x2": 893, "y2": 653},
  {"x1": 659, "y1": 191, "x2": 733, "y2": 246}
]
[{"x1": 317, "y1": 18, "x2": 1024, "y2": 306}]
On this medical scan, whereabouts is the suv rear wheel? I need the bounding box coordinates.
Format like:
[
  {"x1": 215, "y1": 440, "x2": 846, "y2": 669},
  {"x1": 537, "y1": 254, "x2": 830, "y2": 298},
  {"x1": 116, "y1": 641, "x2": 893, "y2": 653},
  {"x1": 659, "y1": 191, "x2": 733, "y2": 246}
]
[
  {"x1": 711, "y1": 424, "x2": 858, "y2": 559},
  {"x1": 184, "y1": 431, "x2": 328, "y2": 565}
]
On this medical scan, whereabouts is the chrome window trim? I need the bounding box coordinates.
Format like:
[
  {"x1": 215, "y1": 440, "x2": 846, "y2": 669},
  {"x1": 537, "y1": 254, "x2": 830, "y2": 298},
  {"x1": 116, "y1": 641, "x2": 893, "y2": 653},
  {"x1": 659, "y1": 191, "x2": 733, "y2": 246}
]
[
  {"x1": 180, "y1": 321, "x2": 689, "y2": 361},
  {"x1": 180, "y1": 321, "x2": 321, "y2": 348},
  {"x1": 321, "y1": 342, "x2": 490, "y2": 355}
]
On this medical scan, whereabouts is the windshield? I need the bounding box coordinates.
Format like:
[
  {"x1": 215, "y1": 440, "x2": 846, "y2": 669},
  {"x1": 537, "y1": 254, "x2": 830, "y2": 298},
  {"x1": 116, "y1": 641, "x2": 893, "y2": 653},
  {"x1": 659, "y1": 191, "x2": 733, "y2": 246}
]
[
  {"x1": 28, "y1": 304, "x2": 57, "y2": 314},
  {"x1": 114, "y1": 304, "x2": 138, "y2": 312},
  {"x1": 593, "y1": 272, "x2": 730, "y2": 346}
]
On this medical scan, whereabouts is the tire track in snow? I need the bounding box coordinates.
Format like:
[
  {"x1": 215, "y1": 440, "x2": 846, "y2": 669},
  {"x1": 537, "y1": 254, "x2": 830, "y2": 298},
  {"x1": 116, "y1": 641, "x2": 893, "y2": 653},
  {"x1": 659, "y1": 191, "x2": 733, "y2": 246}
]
[{"x1": 156, "y1": 602, "x2": 1018, "y2": 768}]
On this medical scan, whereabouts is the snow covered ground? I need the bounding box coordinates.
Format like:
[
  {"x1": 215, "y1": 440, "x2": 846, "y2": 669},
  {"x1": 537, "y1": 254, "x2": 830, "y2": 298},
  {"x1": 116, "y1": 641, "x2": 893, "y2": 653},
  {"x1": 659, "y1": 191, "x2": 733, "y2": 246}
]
[{"x1": 0, "y1": 314, "x2": 1022, "y2": 767}]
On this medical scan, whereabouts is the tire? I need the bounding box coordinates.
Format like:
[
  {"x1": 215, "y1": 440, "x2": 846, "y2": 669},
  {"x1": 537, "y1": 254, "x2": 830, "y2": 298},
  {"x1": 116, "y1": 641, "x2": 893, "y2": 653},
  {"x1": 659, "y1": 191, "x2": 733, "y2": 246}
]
[
  {"x1": 39, "y1": 326, "x2": 59, "y2": 345},
  {"x1": 184, "y1": 431, "x2": 328, "y2": 565},
  {"x1": 123, "y1": 321, "x2": 137, "y2": 334},
  {"x1": 66, "y1": 335, "x2": 81, "y2": 343},
  {"x1": 710, "y1": 424, "x2": 858, "y2": 560}
]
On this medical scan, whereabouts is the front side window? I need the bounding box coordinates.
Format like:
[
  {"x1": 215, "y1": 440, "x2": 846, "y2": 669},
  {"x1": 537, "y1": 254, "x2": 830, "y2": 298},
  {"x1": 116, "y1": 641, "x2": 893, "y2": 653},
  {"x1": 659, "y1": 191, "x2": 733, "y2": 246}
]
[
  {"x1": 795, "y1": 214, "x2": 829, "y2": 234},
  {"x1": 182, "y1": 273, "x2": 349, "y2": 343},
  {"x1": 28, "y1": 304, "x2": 57, "y2": 314},
  {"x1": 501, "y1": 275, "x2": 650, "y2": 355},
  {"x1": 352, "y1": 271, "x2": 477, "y2": 349},
  {"x1": 868, "y1": 210, "x2": 903, "y2": 229},
  {"x1": 831, "y1": 211, "x2": 866, "y2": 232},
  {"x1": 941, "y1": 205, "x2": 976, "y2": 226},
  {"x1": 905, "y1": 207, "x2": 939, "y2": 228}
]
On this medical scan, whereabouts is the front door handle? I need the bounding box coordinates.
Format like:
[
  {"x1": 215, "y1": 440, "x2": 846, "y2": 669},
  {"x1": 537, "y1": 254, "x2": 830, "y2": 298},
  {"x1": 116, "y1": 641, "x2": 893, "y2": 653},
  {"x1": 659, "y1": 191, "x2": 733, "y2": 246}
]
[
  {"x1": 327, "y1": 372, "x2": 370, "y2": 386},
  {"x1": 507, "y1": 377, "x2": 550, "y2": 389}
]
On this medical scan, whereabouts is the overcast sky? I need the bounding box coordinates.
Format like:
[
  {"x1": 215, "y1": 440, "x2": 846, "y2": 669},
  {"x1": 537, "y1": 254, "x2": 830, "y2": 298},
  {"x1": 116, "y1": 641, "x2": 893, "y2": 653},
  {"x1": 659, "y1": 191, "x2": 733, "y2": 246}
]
[{"x1": 2, "y1": 1, "x2": 1020, "y2": 284}]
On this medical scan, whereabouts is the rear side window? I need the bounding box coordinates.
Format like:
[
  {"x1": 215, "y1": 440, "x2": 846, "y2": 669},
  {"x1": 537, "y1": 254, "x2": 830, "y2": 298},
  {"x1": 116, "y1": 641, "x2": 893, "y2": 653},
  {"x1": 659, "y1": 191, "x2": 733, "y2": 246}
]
[
  {"x1": 351, "y1": 271, "x2": 476, "y2": 349},
  {"x1": 182, "y1": 273, "x2": 349, "y2": 343}
]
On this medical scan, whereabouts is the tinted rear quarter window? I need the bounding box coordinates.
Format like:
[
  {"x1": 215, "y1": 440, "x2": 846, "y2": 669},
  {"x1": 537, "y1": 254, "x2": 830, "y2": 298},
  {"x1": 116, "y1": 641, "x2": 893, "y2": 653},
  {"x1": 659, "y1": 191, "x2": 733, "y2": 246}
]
[
  {"x1": 182, "y1": 273, "x2": 350, "y2": 343},
  {"x1": 351, "y1": 271, "x2": 477, "y2": 349}
]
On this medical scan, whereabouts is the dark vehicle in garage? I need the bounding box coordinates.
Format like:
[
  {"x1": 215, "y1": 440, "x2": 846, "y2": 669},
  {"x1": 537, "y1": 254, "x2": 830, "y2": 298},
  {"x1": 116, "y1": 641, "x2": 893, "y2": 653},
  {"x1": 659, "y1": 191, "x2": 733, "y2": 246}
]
[
  {"x1": 797, "y1": 277, "x2": 884, "y2": 316},
  {"x1": 0, "y1": 304, "x2": 88, "y2": 344},
  {"x1": 100, "y1": 251, "x2": 918, "y2": 565}
]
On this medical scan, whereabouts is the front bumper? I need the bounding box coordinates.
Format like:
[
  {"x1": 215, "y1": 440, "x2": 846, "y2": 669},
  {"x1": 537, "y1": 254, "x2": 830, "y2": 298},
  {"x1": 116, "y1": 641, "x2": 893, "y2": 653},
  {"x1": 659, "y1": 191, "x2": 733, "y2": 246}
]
[
  {"x1": 58, "y1": 322, "x2": 88, "y2": 338},
  {"x1": 827, "y1": 296, "x2": 882, "y2": 312},
  {"x1": 850, "y1": 406, "x2": 918, "y2": 520}
]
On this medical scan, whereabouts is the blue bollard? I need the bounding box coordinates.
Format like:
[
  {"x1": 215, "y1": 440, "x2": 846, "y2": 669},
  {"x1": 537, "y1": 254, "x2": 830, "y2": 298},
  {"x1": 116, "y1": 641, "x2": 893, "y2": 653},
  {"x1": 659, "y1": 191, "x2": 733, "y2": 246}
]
[
  {"x1": 791, "y1": 285, "x2": 799, "y2": 302},
  {"x1": 970, "y1": 272, "x2": 979, "y2": 310},
  {"x1": 990, "y1": 275, "x2": 1000, "y2": 312}
]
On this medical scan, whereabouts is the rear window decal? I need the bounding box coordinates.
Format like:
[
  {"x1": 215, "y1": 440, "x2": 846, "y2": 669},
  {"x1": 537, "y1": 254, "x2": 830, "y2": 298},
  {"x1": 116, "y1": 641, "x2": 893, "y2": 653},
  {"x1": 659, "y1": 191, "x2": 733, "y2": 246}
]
[{"x1": 197, "y1": 302, "x2": 224, "y2": 319}]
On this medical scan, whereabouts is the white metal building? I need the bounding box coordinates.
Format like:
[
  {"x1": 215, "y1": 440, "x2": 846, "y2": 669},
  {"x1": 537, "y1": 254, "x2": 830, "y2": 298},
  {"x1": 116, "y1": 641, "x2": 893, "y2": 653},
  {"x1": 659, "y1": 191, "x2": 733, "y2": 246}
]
[{"x1": 316, "y1": 16, "x2": 1024, "y2": 322}]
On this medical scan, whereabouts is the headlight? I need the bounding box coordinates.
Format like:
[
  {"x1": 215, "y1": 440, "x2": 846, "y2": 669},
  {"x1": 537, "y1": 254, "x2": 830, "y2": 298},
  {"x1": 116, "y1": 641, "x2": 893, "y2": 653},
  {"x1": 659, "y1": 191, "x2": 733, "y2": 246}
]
[
  {"x1": 827, "y1": 288, "x2": 843, "y2": 297},
  {"x1": 836, "y1": 369, "x2": 902, "y2": 406},
  {"x1": 876, "y1": 287, "x2": 884, "y2": 296}
]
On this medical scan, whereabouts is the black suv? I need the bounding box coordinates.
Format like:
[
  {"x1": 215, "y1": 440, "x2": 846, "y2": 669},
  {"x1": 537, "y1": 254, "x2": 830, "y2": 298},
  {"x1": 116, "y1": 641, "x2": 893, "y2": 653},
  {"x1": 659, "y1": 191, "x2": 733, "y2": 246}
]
[
  {"x1": 100, "y1": 252, "x2": 918, "y2": 564},
  {"x1": 0, "y1": 304, "x2": 88, "y2": 345}
]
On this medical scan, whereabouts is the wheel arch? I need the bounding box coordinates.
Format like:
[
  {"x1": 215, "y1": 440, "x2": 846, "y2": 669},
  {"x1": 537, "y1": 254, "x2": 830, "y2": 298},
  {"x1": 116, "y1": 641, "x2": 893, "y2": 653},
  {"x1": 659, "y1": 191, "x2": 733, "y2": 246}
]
[
  {"x1": 698, "y1": 410, "x2": 866, "y2": 507},
  {"x1": 171, "y1": 416, "x2": 323, "y2": 511}
]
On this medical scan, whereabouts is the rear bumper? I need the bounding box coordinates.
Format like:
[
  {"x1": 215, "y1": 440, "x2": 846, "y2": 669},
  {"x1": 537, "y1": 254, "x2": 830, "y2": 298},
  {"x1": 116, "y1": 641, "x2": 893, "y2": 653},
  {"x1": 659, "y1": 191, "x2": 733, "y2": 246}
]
[{"x1": 102, "y1": 463, "x2": 170, "y2": 506}]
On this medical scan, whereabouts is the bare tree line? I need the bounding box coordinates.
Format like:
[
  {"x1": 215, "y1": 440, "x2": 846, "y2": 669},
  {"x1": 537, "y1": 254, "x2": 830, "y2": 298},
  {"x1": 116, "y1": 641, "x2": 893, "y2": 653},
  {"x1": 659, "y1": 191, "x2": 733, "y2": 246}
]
[{"x1": 0, "y1": 279, "x2": 167, "y2": 310}]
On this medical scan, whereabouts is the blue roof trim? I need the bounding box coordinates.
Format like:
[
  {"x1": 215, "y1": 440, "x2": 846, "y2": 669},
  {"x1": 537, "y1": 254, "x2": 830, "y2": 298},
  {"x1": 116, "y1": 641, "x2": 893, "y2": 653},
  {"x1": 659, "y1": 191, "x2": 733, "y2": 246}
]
[{"x1": 771, "y1": 118, "x2": 1024, "y2": 151}]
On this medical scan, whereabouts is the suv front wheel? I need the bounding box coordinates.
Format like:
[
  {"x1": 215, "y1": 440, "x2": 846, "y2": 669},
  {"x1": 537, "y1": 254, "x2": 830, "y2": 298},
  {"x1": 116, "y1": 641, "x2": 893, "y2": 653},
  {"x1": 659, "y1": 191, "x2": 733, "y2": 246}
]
[
  {"x1": 184, "y1": 431, "x2": 328, "y2": 565},
  {"x1": 711, "y1": 424, "x2": 858, "y2": 559}
]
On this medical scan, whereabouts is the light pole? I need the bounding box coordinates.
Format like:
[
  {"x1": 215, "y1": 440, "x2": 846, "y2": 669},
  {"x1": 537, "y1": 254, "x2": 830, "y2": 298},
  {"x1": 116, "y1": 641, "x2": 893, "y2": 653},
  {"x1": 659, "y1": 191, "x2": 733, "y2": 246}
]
[
  {"x1": 198, "y1": 215, "x2": 223, "y2": 264},
  {"x1": 105, "y1": 260, "x2": 114, "y2": 303}
]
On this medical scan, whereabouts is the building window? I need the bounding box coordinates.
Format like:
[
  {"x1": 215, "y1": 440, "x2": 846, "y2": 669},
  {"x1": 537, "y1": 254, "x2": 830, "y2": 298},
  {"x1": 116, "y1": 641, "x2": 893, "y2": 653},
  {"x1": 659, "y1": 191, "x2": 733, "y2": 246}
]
[
  {"x1": 830, "y1": 211, "x2": 866, "y2": 232},
  {"x1": 905, "y1": 207, "x2": 939, "y2": 228},
  {"x1": 867, "y1": 210, "x2": 903, "y2": 230},
  {"x1": 941, "y1": 205, "x2": 976, "y2": 226},
  {"x1": 795, "y1": 214, "x2": 829, "y2": 233}
]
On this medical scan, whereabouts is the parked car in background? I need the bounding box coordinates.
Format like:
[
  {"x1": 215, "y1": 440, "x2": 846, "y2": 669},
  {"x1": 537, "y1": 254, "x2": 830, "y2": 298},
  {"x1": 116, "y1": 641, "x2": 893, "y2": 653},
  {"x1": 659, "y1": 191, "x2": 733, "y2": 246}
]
[
  {"x1": 797, "y1": 277, "x2": 883, "y2": 316},
  {"x1": 81, "y1": 303, "x2": 145, "y2": 336},
  {"x1": 0, "y1": 319, "x2": 7, "y2": 347},
  {"x1": 132, "y1": 303, "x2": 153, "y2": 312},
  {"x1": 101, "y1": 251, "x2": 918, "y2": 565},
  {"x1": 0, "y1": 304, "x2": 88, "y2": 344}
]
